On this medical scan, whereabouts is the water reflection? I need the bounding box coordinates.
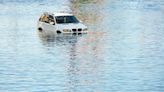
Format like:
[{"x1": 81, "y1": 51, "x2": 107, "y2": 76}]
[
  {"x1": 1, "y1": 0, "x2": 164, "y2": 91},
  {"x1": 38, "y1": 30, "x2": 105, "y2": 91},
  {"x1": 38, "y1": 33, "x2": 78, "y2": 45},
  {"x1": 70, "y1": 0, "x2": 105, "y2": 32},
  {"x1": 37, "y1": 0, "x2": 107, "y2": 92}
]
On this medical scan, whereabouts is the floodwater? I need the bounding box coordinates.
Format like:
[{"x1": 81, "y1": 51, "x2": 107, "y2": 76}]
[{"x1": 0, "y1": 0, "x2": 164, "y2": 92}]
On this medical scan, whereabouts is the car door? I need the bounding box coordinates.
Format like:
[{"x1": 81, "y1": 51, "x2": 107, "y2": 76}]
[{"x1": 40, "y1": 14, "x2": 56, "y2": 32}]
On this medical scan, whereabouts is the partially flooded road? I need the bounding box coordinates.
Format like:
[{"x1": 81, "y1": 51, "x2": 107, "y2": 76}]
[{"x1": 0, "y1": 0, "x2": 164, "y2": 92}]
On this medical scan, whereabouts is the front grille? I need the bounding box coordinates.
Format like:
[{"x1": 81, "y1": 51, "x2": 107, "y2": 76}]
[
  {"x1": 72, "y1": 28, "x2": 82, "y2": 32},
  {"x1": 78, "y1": 28, "x2": 82, "y2": 31},
  {"x1": 72, "y1": 29, "x2": 77, "y2": 32}
]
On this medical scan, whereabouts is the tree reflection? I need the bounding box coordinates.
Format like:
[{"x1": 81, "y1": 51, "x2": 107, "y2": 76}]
[
  {"x1": 70, "y1": 0, "x2": 104, "y2": 25},
  {"x1": 65, "y1": 0, "x2": 106, "y2": 92}
]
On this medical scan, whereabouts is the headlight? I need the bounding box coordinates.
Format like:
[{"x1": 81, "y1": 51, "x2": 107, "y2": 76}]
[
  {"x1": 63, "y1": 29, "x2": 71, "y2": 32},
  {"x1": 83, "y1": 28, "x2": 88, "y2": 31}
]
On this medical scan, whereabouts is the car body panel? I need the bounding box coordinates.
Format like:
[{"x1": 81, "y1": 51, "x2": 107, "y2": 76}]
[{"x1": 37, "y1": 12, "x2": 88, "y2": 35}]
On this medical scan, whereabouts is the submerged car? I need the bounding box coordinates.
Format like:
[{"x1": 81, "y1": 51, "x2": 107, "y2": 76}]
[{"x1": 37, "y1": 12, "x2": 88, "y2": 35}]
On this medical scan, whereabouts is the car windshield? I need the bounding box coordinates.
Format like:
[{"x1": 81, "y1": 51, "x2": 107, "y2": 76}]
[{"x1": 55, "y1": 16, "x2": 79, "y2": 24}]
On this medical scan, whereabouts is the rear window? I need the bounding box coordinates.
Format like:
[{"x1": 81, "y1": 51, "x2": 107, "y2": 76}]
[{"x1": 55, "y1": 16, "x2": 79, "y2": 24}]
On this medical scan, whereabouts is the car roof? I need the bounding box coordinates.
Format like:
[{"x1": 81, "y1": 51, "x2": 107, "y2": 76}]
[
  {"x1": 53, "y1": 13, "x2": 73, "y2": 16},
  {"x1": 42, "y1": 12, "x2": 73, "y2": 17}
]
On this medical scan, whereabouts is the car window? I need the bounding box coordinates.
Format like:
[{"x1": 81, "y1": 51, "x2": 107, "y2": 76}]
[
  {"x1": 39, "y1": 15, "x2": 49, "y2": 23},
  {"x1": 39, "y1": 14, "x2": 55, "y2": 25},
  {"x1": 48, "y1": 15, "x2": 55, "y2": 24},
  {"x1": 55, "y1": 16, "x2": 79, "y2": 24},
  {"x1": 39, "y1": 15, "x2": 45, "y2": 22},
  {"x1": 48, "y1": 15, "x2": 54, "y2": 21}
]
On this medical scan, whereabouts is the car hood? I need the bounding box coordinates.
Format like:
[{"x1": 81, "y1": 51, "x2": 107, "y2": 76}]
[{"x1": 56, "y1": 23, "x2": 87, "y2": 29}]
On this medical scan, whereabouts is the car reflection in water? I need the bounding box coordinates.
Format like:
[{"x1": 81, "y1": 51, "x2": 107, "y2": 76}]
[
  {"x1": 37, "y1": 31, "x2": 105, "y2": 92},
  {"x1": 37, "y1": 1, "x2": 105, "y2": 91},
  {"x1": 38, "y1": 33, "x2": 80, "y2": 91}
]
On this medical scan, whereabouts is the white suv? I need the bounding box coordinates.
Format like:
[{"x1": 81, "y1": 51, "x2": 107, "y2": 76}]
[{"x1": 37, "y1": 12, "x2": 88, "y2": 35}]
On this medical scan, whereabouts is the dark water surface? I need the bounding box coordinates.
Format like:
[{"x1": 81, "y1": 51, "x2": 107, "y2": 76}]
[{"x1": 0, "y1": 0, "x2": 164, "y2": 92}]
